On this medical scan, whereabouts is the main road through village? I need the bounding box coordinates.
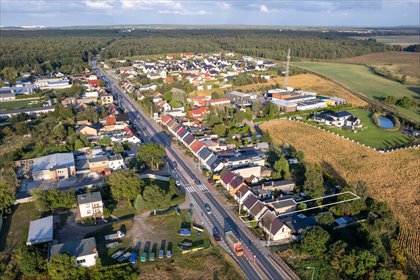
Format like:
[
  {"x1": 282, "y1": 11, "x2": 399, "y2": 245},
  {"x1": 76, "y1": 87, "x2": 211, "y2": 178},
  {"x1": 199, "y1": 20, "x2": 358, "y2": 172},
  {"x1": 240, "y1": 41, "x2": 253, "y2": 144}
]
[{"x1": 91, "y1": 58, "x2": 298, "y2": 280}]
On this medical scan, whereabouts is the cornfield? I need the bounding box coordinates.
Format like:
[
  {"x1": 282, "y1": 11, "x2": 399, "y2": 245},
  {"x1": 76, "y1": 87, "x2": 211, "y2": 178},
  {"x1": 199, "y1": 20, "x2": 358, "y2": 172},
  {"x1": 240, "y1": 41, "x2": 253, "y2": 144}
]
[{"x1": 261, "y1": 120, "x2": 420, "y2": 275}]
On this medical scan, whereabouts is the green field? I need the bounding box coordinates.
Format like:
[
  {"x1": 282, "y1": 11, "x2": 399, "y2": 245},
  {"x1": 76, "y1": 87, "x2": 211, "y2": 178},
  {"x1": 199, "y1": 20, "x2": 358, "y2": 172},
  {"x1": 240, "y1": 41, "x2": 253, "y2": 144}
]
[
  {"x1": 0, "y1": 99, "x2": 41, "y2": 110},
  {"x1": 294, "y1": 62, "x2": 419, "y2": 122},
  {"x1": 312, "y1": 108, "x2": 412, "y2": 148}
]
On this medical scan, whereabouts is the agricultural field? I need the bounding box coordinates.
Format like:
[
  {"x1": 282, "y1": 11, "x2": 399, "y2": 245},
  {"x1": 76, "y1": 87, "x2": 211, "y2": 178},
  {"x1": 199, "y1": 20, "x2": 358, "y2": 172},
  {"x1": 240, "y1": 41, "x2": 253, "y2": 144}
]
[
  {"x1": 351, "y1": 35, "x2": 420, "y2": 47},
  {"x1": 334, "y1": 51, "x2": 420, "y2": 85},
  {"x1": 261, "y1": 120, "x2": 420, "y2": 276},
  {"x1": 192, "y1": 74, "x2": 367, "y2": 107},
  {"x1": 311, "y1": 108, "x2": 413, "y2": 148},
  {"x1": 294, "y1": 62, "x2": 420, "y2": 122}
]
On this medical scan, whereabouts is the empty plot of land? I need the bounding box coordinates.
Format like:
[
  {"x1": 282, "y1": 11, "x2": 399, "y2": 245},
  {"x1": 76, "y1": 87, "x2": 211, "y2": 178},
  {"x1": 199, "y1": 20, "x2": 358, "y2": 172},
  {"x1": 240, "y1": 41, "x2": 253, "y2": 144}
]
[
  {"x1": 261, "y1": 119, "x2": 420, "y2": 275},
  {"x1": 351, "y1": 35, "x2": 420, "y2": 47}
]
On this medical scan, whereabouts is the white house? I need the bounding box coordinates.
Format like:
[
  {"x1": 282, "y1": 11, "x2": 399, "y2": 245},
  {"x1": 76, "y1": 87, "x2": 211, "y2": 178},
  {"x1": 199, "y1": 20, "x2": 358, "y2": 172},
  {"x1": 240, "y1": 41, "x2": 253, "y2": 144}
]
[
  {"x1": 313, "y1": 111, "x2": 362, "y2": 129},
  {"x1": 108, "y1": 154, "x2": 125, "y2": 170},
  {"x1": 259, "y1": 211, "x2": 293, "y2": 241},
  {"x1": 50, "y1": 237, "x2": 98, "y2": 267},
  {"x1": 77, "y1": 192, "x2": 104, "y2": 219}
]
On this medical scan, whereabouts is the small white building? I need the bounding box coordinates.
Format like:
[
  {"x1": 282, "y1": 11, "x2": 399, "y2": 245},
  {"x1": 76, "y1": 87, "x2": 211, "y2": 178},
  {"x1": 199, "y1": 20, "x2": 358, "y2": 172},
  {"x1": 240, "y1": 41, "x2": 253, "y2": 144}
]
[
  {"x1": 27, "y1": 216, "x2": 53, "y2": 245},
  {"x1": 108, "y1": 154, "x2": 125, "y2": 170},
  {"x1": 50, "y1": 237, "x2": 98, "y2": 267},
  {"x1": 77, "y1": 192, "x2": 103, "y2": 219}
]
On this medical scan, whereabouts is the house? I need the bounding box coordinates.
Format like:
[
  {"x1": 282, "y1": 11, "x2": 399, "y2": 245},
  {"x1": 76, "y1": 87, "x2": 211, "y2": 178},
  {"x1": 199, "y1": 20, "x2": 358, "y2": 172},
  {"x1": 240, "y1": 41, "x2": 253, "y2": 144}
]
[
  {"x1": 156, "y1": 100, "x2": 172, "y2": 112},
  {"x1": 263, "y1": 180, "x2": 295, "y2": 194},
  {"x1": 77, "y1": 192, "x2": 104, "y2": 219},
  {"x1": 283, "y1": 214, "x2": 317, "y2": 234},
  {"x1": 14, "y1": 152, "x2": 76, "y2": 181},
  {"x1": 188, "y1": 107, "x2": 209, "y2": 120},
  {"x1": 227, "y1": 91, "x2": 256, "y2": 107},
  {"x1": 313, "y1": 111, "x2": 362, "y2": 129},
  {"x1": 0, "y1": 88, "x2": 16, "y2": 101},
  {"x1": 249, "y1": 200, "x2": 268, "y2": 221},
  {"x1": 208, "y1": 98, "x2": 231, "y2": 107},
  {"x1": 108, "y1": 154, "x2": 125, "y2": 170},
  {"x1": 50, "y1": 237, "x2": 98, "y2": 267},
  {"x1": 228, "y1": 176, "x2": 247, "y2": 195},
  {"x1": 231, "y1": 165, "x2": 262, "y2": 179},
  {"x1": 88, "y1": 156, "x2": 109, "y2": 173},
  {"x1": 77, "y1": 125, "x2": 98, "y2": 136},
  {"x1": 256, "y1": 142, "x2": 269, "y2": 151},
  {"x1": 220, "y1": 148, "x2": 265, "y2": 169},
  {"x1": 259, "y1": 211, "x2": 293, "y2": 241},
  {"x1": 242, "y1": 194, "x2": 258, "y2": 213},
  {"x1": 219, "y1": 168, "x2": 235, "y2": 190},
  {"x1": 100, "y1": 94, "x2": 114, "y2": 105},
  {"x1": 269, "y1": 199, "x2": 297, "y2": 215},
  {"x1": 27, "y1": 216, "x2": 53, "y2": 245},
  {"x1": 234, "y1": 184, "x2": 252, "y2": 204},
  {"x1": 251, "y1": 185, "x2": 272, "y2": 200}
]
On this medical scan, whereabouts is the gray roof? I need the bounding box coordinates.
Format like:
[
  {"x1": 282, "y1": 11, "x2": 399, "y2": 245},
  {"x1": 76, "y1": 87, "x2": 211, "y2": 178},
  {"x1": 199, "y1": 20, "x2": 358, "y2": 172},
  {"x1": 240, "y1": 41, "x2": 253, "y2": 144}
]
[
  {"x1": 205, "y1": 154, "x2": 217, "y2": 166},
  {"x1": 243, "y1": 194, "x2": 258, "y2": 210},
  {"x1": 109, "y1": 154, "x2": 123, "y2": 161},
  {"x1": 198, "y1": 147, "x2": 212, "y2": 161},
  {"x1": 77, "y1": 192, "x2": 102, "y2": 205},
  {"x1": 50, "y1": 237, "x2": 97, "y2": 258},
  {"x1": 270, "y1": 199, "x2": 296, "y2": 209},
  {"x1": 183, "y1": 133, "x2": 195, "y2": 145},
  {"x1": 89, "y1": 155, "x2": 108, "y2": 163},
  {"x1": 26, "y1": 215, "x2": 53, "y2": 245},
  {"x1": 32, "y1": 152, "x2": 75, "y2": 173}
]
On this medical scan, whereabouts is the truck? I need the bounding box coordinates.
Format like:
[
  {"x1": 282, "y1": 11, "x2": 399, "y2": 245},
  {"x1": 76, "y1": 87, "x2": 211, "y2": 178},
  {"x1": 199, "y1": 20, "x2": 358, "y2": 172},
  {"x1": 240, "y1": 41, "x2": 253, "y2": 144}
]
[
  {"x1": 105, "y1": 231, "x2": 125, "y2": 240},
  {"x1": 225, "y1": 231, "x2": 244, "y2": 257}
]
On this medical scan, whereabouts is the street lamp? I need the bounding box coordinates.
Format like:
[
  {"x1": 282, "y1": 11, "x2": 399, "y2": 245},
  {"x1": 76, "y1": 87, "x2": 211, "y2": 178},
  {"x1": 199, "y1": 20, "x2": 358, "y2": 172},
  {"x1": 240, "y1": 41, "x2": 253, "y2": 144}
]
[{"x1": 306, "y1": 266, "x2": 315, "y2": 280}]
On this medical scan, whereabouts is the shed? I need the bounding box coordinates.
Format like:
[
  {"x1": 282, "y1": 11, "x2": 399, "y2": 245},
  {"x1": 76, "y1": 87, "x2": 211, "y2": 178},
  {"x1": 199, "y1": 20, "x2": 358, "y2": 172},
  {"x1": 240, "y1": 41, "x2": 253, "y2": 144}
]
[{"x1": 27, "y1": 215, "x2": 54, "y2": 245}]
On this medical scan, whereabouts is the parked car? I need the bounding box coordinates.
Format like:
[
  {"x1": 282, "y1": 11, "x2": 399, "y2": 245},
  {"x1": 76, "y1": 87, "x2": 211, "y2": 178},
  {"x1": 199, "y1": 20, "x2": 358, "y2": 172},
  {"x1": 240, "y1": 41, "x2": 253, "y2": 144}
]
[
  {"x1": 111, "y1": 250, "x2": 124, "y2": 259},
  {"x1": 105, "y1": 242, "x2": 119, "y2": 249},
  {"x1": 213, "y1": 228, "x2": 221, "y2": 242},
  {"x1": 140, "y1": 252, "x2": 147, "y2": 262},
  {"x1": 159, "y1": 249, "x2": 164, "y2": 259},
  {"x1": 129, "y1": 252, "x2": 138, "y2": 264},
  {"x1": 117, "y1": 252, "x2": 132, "y2": 263},
  {"x1": 149, "y1": 252, "x2": 155, "y2": 261},
  {"x1": 172, "y1": 161, "x2": 178, "y2": 169},
  {"x1": 176, "y1": 180, "x2": 181, "y2": 186},
  {"x1": 204, "y1": 203, "x2": 212, "y2": 214},
  {"x1": 166, "y1": 250, "x2": 172, "y2": 258}
]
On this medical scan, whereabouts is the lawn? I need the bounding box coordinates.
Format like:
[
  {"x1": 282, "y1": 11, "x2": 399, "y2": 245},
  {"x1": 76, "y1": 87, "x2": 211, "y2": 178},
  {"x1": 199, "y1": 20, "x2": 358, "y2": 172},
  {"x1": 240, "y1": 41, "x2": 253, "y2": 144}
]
[
  {"x1": 0, "y1": 202, "x2": 42, "y2": 255},
  {"x1": 294, "y1": 62, "x2": 419, "y2": 122},
  {"x1": 0, "y1": 99, "x2": 41, "y2": 110},
  {"x1": 312, "y1": 108, "x2": 412, "y2": 148}
]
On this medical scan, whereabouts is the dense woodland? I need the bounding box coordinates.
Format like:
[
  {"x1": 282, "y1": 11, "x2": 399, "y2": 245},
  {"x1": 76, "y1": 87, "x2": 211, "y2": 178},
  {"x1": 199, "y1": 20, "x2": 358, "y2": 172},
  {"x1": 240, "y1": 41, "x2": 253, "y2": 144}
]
[{"x1": 0, "y1": 29, "x2": 397, "y2": 74}]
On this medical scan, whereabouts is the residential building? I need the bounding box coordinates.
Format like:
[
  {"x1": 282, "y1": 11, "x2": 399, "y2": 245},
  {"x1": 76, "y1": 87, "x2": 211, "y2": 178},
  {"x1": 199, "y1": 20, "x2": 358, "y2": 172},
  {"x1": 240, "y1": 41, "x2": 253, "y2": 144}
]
[
  {"x1": 313, "y1": 111, "x2": 362, "y2": 129},
  {"x1": 88, "y1": 156, "x2": 109, "y2": 173},
  {"x1": 249, "y1": 200, "x2": 268, "y2": 221},
  {"x1": 228, "y1": 176, "x2": 247, "y2": 195},
  {"x1": 269, "y1": 199, "x2": 297, "y2": 215},
  {"x1": 108, "y1": 154, "x2": 125, "y2": 170},
  {"x1": 50, "y1": 237, "x2": 98, "y2": 267},
  {"x1": 220, "y1": 148, "x2": 265, "y2": 169},
  {"x1": 14, "y1": 152, "x2": 76, "y2": 181},
  {"x1": 259, "y1": 211, "x2": 293, "y2": 241},
  {"x1": 283, "y1": 214, "x2": 317, "y2": 234},
  {"x1": 77, "y1": 192, "x2": 104, "y2": 219},
  {"x1": 242, "y1": 194, "x2": 258, "y2": 213},
  {"x1": 231, "y1": 165, "x2": 262, "y2": 179},
  {"x1": 234, "y1": 184, "x2": 252, "y2": 204},
  {"x1": 100, "y1": 94, "x2": 114, "y2": 105},
  {"x1": 263, "y1": 180, "x2": 295, "y2": 194},
  {"x1": 188, "y1": 107, "x2": 209, "y2": 120},
  {"x1": 77, "y1": 125, "x2": 98, "y2": 136}
]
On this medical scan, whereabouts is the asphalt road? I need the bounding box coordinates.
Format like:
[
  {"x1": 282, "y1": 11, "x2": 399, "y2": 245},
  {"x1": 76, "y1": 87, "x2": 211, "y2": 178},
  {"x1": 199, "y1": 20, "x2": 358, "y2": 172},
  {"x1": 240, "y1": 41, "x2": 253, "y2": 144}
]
[{"x1": 92, "y1": 59, "x2": 297, "y2": 280}]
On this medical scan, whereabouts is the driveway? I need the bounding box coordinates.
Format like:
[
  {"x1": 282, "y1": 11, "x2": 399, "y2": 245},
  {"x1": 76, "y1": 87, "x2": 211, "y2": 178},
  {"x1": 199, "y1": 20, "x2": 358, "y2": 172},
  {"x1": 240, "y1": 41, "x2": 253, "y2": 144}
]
[{"x1": 56, "y1": 210, "x2": 108, "y2": 243}]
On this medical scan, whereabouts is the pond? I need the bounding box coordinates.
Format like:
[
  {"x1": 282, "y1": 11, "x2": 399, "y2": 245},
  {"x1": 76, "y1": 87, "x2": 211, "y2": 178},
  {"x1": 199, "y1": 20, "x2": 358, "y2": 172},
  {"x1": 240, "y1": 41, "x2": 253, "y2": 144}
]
[{"x1": 378, "y1": 116, "x2": 394, "y2": 129}]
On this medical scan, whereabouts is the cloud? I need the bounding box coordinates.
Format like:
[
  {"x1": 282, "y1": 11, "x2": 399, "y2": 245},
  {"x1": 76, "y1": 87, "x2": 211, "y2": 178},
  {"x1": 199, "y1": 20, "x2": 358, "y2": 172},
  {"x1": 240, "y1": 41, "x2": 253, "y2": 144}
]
[
  {"x1": 217, "y1": 2, "x2": 231, "y2": 10},
  {"x1": 260, "y1": 5, "x2": 269, "y2": 13},
  {"x1": 85, "y1": 0, "x2": 113, "y2": 10}
]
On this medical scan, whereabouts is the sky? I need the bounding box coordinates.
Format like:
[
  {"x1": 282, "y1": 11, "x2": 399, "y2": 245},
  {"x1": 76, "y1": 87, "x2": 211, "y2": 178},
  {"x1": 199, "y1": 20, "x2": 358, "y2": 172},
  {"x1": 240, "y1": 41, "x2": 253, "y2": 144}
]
[{"x1": 1, "y1": 0, "x2": 419, "y2": 27}]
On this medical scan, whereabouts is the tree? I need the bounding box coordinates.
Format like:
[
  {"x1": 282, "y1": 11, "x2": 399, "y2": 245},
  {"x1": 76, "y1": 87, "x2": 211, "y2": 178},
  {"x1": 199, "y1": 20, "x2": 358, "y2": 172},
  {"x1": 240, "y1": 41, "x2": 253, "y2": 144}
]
[
  {"x1": 340, "y1": 250, "x2": 377, "y2": 279},
  {"x1": 272, "y1": 155, "x2": 291, "y2": 180},
  {"x1": 300, "y1": 226, "x2": 330, "y2": 258},
  {"x1": 137, "y1": 143, "x2": 166, "y2": 170},
  {"x1": 74, "y1": 139, "x2": 85, "y2": 150},
  {"x1": 15, "y1": 246, "x2": 46, "y2": 277},
  {"x1": 211, "y1": 91, "x2": 221, "y2": 99},
  {"x1": 113, "y1": 142, "x2": 124, "y2": 154},
  {"x1": 48, "y1": 254, "x2": 84, "y2": 280},
  {"x1": 97, "y1": 136, "x2": 111, "y2": 146},
  {"x1": 106, "y1": 170, "x2": 144, "y2": 205},
  {"x1": 317, "y1": 212, "x2": 335, "y2": 228},
  {"x1": 303, "y1": 164, "x2": 324, "y2": 199},
  {"x1": 0, "y1": 171, "x2": 17, "y2": 215},
  {"x1": 1, "y1": 67, "x2": 17, "y2": 86},
  {"x1": 296, "y1": 151, "x2": 305, "y2": 162},
  {"x1": 137, "y1": 185, "x2": 171, "y2": 210},
  {"x1": 30, "y1": 189, "x2": 76, "y2": 212},
  {"x1": 213, "y1": 124, "x2": 227, "y2": 137}
]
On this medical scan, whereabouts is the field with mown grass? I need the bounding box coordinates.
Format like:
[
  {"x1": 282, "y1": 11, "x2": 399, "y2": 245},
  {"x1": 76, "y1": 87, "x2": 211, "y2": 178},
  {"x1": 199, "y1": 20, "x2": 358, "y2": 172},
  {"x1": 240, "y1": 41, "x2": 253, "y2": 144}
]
[
  {"x1": 294, "y1": 62, "x2": 420, "y2": 122},
  {"x1": 311, "y1": 108, "x2": 412, "y2": 148},
  {"x1": 0, "y1": 99, "x2": 41, "y2": 110},
  {"x1": 261, "y1": 119, "x2": 420, "y2": 276},
  {"x1": 333, "y1": 51, "x2": 420, "y2": 85}
]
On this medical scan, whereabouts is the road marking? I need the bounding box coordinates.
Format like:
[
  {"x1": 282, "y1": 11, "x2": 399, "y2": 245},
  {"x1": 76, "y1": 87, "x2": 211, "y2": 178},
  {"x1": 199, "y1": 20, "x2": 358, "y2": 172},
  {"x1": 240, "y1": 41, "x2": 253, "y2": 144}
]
[
  {"x1": 184, "y1": 186, "x2": 195, "y2": 193},
  {"x1": 196, "y1": 183, "x2": 208, "y2": 192}
]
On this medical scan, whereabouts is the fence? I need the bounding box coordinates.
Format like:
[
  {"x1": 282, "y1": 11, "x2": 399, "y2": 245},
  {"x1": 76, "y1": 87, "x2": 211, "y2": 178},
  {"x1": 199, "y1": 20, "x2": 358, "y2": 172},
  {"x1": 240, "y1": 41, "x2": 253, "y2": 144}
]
[{"x1": 290, "y1": 119, "x2": 420, "y2": 153}]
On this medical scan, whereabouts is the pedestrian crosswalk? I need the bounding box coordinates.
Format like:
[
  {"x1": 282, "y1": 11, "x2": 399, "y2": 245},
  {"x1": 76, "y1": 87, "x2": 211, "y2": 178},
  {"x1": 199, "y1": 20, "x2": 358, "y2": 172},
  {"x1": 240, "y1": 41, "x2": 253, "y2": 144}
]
[
  {"x1": 196, "y1": 183, "x2": 208, "y2": 192},
  {"x1": 184, "y1": 185, "x2": 196, "y2": 193}
]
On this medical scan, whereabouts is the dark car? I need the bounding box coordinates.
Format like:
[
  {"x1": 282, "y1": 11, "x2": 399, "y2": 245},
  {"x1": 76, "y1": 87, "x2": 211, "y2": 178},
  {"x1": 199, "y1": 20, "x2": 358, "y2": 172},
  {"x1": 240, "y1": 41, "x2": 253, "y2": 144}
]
[
  {"x1": 172, "y1": 161, "x2": 178, "y2": 169},
  {"x1": 204, "y1": 203, "x2": 212, "y2": 214},
  {"x1": 213, "y1": 228, "x2": 221, "y2": 242}
]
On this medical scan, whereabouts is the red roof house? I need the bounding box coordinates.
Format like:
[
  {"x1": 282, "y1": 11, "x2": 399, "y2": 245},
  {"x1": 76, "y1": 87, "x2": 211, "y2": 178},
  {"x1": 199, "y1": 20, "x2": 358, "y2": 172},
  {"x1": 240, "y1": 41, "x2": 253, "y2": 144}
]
[
  {"x1": 188, "y1": 107, "x2": 209, "y2": 120},
  {"x1": 190, "y1": 140, "x2": 204, "y2": 154},
  {"x1": 88, "y1": 79, "x2": 100, "y2": 87}
]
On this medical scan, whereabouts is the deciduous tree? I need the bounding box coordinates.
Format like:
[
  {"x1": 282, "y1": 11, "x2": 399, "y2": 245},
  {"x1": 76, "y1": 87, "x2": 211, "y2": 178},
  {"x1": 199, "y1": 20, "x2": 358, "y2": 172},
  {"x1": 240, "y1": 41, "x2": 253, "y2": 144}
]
[
  {"x1": 106, "y1": 170, "x2": 144, "y2": 205},
  {"x1": 136, "y1": 143, "x2": 165, "y2": 170}
]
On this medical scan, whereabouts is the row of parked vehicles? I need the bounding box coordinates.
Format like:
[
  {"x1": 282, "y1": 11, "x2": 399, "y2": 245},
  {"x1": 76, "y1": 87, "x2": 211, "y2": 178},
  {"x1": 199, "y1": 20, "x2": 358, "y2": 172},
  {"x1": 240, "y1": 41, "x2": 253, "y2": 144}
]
[{"x1": 110, "y1": 246, "x2": 172, "y2": 263}]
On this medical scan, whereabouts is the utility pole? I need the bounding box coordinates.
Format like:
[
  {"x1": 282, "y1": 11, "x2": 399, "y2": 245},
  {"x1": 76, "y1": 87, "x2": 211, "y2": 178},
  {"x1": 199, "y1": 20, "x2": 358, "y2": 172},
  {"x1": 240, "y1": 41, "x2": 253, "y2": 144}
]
[
  {"x1": 238, "y1": 191, "x2": 242, "y2": 216},
  {"x1": 285, "y1": 48, "x2": 291, "y2": 90}
]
